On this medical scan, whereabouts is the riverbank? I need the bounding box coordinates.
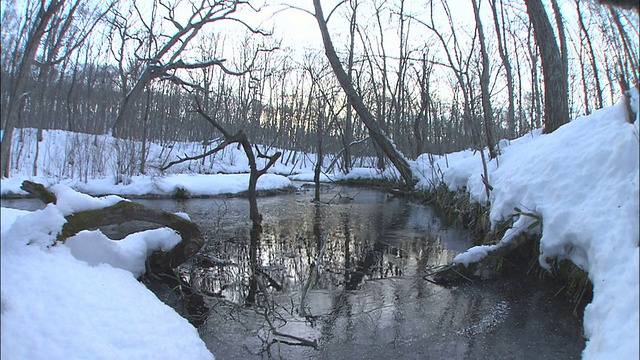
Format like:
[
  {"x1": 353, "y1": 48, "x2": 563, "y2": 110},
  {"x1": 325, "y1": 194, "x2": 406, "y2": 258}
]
[
  {"x1": 419, "y1": 183, "x2": 594, "y2": 316},
  {"x1": 1, "y1": 91, "x2": 638, "y2": 359},
  {"x1": 413, "y1": 95, "x2": 639, "y2": 359}
]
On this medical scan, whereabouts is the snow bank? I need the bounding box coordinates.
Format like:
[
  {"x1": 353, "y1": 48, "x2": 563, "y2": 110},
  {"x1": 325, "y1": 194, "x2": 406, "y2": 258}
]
[
  {"x1": 1, "y1": 173, "x2": 293, "y2": 198},
  {"x1": 65, "y1": 228, "x2": 182, "y2": 278},
  {"x1": 430, "y1": 100, "x2": 639, "y2": 359},
  {"x1": 0, "y1": 128, "x2": 317, "y2": 184},
  {"x1": 290, "y1": 166, "x2": 400, "y2": 183},
  {"x1": 51, "y1": 183, "x2": 125, "y2": 215},
  {"x1": 1, "y1": 191, "x2": 214, "y2": 359},
  {"x1": 288, "y1": 172, "x2": 333, "y2": 182}
]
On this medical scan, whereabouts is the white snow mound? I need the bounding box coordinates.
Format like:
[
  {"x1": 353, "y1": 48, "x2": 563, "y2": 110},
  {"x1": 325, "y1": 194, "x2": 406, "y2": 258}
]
[
  {"x1": 1, "y1": 191, "x2": 214, "y2": 359},
  {"x1": 448, "y1": 100, "x2": 639, "y2": 359}
]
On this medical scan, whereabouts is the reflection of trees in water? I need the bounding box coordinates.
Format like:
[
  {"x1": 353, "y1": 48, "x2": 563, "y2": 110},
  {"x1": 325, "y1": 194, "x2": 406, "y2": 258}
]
[
  {"x1": 200, "y1": 194, "x2": 443, "y2": 299},
  {"x1": 165, "y1": 189, "x2": 482, "y2": 357},
  {"x1": 183, "y1": 191, "x2": 461, "y2": 315},
  {"x1": 166, "y1": 192, "x2": 583, "y2": 358},
  {"x1": 245, "y1": 221, "x2": 261, "y2": 305},
  {"x1": 346, "y1": 200, "x2": 412, "y2": 290}
]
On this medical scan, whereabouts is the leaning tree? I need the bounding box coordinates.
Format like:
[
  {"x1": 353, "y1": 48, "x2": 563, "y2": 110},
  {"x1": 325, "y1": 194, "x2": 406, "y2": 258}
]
[{"x1": 311, "y1": 0, "x2": 416, "y2": 189}]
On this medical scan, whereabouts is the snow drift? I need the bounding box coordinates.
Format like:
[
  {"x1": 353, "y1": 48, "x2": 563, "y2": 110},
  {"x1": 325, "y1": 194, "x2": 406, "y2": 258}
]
[
  {"x1": 0, "y1": 189, "x2": 214, "y2": 360},
  {"x1": 431, "y1": 96, "x2": 639, "y2": 359}
]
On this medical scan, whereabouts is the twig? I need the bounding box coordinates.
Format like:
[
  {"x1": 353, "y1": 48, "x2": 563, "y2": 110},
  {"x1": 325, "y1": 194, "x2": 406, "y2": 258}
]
[
  {"x1": 451, "y1": 266, "x2": 475, "y2": 283},
  {"x1": 258, "y1": 301, "x2": 318, "y2": 350},
  {"x1": 270, "y1": 330, "x2": 318, "y2": 349},
  {"x1": 423, "y1": 264, "x2": 453, "y2": 278}
]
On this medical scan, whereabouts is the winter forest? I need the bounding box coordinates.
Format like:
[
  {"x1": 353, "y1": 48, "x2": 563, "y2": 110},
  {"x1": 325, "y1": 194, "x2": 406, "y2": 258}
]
[
  {"x1": 1, "y1": 0, "x2": 639, "y2": 359},
  {"x1": 0, "y1": 0, "x2": 637, "y2": 179}
]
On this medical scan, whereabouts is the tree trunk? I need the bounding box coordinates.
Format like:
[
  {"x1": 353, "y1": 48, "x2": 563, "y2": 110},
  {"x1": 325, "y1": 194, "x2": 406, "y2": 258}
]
[
  {"x1": 576, "y1": 0, "x2": 604, "y2": 110},
  {"x1": 313, "y1": 0, "x2": 415, "y2": 189},
  {"x1": 608, "y1": 6, "x2": 639, "y2": 87},
  {"x1": 490, "y1": 0, "x2": 515, "y2": 131},
  {"x1": 343, "y1": 0, "x2": 358, "y2": 173},
  {"x1": 1, "y1": 1, "x2": 67, "y2": 178},
  {"x1": 314, "y1": 103, "x2": 323, "y2": 202},
  {"x1": 472, "y1": 0, "x2": 496, "y2": 158},
  {"x1": 525, "y1": 0, "x2": 569, "y2": 134}
]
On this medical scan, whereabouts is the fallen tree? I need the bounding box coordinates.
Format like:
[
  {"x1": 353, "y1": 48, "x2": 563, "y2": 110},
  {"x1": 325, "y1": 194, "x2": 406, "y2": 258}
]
[
  {"x1": 20, "y1": 180, "x2": 204, "y2": 277},
  {"x1": 425, "y1": 232, "x2": 536, "y2": 285}
]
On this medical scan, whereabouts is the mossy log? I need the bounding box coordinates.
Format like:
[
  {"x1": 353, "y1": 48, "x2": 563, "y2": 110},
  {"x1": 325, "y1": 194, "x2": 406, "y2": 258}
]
[
  {"x1": 21, "y1": 181, "x2": 204, "y2": 276},
  {"x1": 20, "y1": 181, "x2": 57, "y2": 204}
]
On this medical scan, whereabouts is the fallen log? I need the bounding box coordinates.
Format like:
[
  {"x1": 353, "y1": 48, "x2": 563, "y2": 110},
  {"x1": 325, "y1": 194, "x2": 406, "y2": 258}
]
[
  {"x1": 20, "y1": 181, "x2": 204, "y2": 276},
  {"x1": 20, "y1": 180, "x2": 57, "y2": 204}
]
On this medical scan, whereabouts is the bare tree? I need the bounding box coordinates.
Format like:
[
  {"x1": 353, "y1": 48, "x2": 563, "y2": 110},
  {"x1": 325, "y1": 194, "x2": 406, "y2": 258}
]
[
  {"x1": 414, "y1": 1, "x2": 478, "y2": 148},
  {"x1": 414, "y1": 51, "x2": 434, "y2": 157},
  {"x1": 1, "y1": 0, "x2": 114, "y2": 178},
  {"x1": 489, "y1": 0, "x2": 515, "y2": 130},
  {"x1": 312, "y1": 0, "x2": 416, "y2": 188},
  {"x1": 111, "y1": 0, "x2": 270, "y2": 136},
  {"x1": 343, "y1": 0, "x2": 358, "y2": 173},
  {"x1": 575, "y1": 0, "x2": 604, "y2": 110},
  {"x1": 2, "y1": 1, "x2": 71, "y2": 177},
  {"x1": 471, "y1": 0, "x2": 496, "y2": 157},
  {"x1": 607, "y1": 5, "x2": 639, "y2": 88}
]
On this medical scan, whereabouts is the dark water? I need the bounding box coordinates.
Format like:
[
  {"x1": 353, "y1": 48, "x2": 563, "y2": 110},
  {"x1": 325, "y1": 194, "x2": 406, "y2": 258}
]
[{"x1": 1, "y1": 185, "x2": 585, "y2": 359}]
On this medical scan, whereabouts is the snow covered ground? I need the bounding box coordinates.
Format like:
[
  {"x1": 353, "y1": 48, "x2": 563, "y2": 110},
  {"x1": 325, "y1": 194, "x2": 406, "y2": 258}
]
[
  {"x1": 1, "y1": 190, "x2": 214, "y2": 360},
  {"x1": 435, "y1": 94, "x2": 639, "y2": 359},
  {"x1": 1, "y1": 91, "x2": 638, "y2": 359}
]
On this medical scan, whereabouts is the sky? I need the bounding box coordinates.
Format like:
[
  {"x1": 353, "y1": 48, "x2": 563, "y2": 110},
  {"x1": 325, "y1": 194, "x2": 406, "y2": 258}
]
[{"x1": 2, "y1": 0, "x2": 636, "y2": 113}]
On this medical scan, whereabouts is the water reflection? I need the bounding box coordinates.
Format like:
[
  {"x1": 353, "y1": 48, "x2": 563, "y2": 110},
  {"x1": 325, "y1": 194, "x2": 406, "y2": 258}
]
[
  {"x1": 1, "y1": 186, "x2": 585, "y2": 359},
  {"x1": 156, "y1": 187, "x2": 456, "y2": 307}
]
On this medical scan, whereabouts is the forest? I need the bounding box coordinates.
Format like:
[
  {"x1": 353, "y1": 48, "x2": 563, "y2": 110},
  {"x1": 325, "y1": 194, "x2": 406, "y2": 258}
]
[
  {"x1": 1, "y1": 0, "x2": 638, "y2": 182},
  {"x1": 1, "y1": 1, "x2": 638, "y2": 360}
]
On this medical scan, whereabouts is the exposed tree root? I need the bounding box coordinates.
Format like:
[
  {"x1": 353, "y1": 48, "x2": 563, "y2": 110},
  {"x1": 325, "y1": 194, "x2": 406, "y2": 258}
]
[{"x1": 424, "y1": 233, "x2": 536, "y2": 285}]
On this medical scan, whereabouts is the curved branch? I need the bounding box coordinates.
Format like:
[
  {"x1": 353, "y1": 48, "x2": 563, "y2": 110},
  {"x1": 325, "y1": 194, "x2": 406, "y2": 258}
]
[
  {"x1": 59, "y1": 201, "x2": 204, "y2": 274},
  {"x1": 226, "y1": 17, "x2": 272, "y2": 36},
  {"x1": 160, "y1": 134, "x2": 243, "y2": 170},
  {"x1": 326, "y1": 0, "x2": 349, "y2": 23}
]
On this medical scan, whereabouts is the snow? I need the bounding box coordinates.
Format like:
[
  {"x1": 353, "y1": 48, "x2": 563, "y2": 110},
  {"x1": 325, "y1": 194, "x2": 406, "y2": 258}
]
[
  {"x1": 73, "y1": 173, "x2": 294, "y2": 197},
  {"x1": 433, "y1": 99, "x2": 639, "y2": 359},
  {"x1": 1, "y1": 196, "x2": 213, "y2": 359},
  {"x1": 0, "y1": 129, "x2": 311, "y2": 196},
  {"x1": 289, "y1": 166, "x2": 399, "y2": 183},
  {"x1": 51, "y1": 183, "x2": 125, "y2": 215},
  {"x1": 289, "y1": 172, "x2": 333, "y2": 182},
  {"x1": 1, "y1": 90, "x2": 638, "y2": 359},
  {"x1": 454, "y1": 214, "x2": 540, "y2": 267},
  {"x1": 65, "y1": 228, "x2": 182, "y2": 278},
  {"x1": 1, "y1": 173, "x2": 294, "y2": 198},
  {"x1": 0, "y1": 208, "x2": 30, "y2": 235}
]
